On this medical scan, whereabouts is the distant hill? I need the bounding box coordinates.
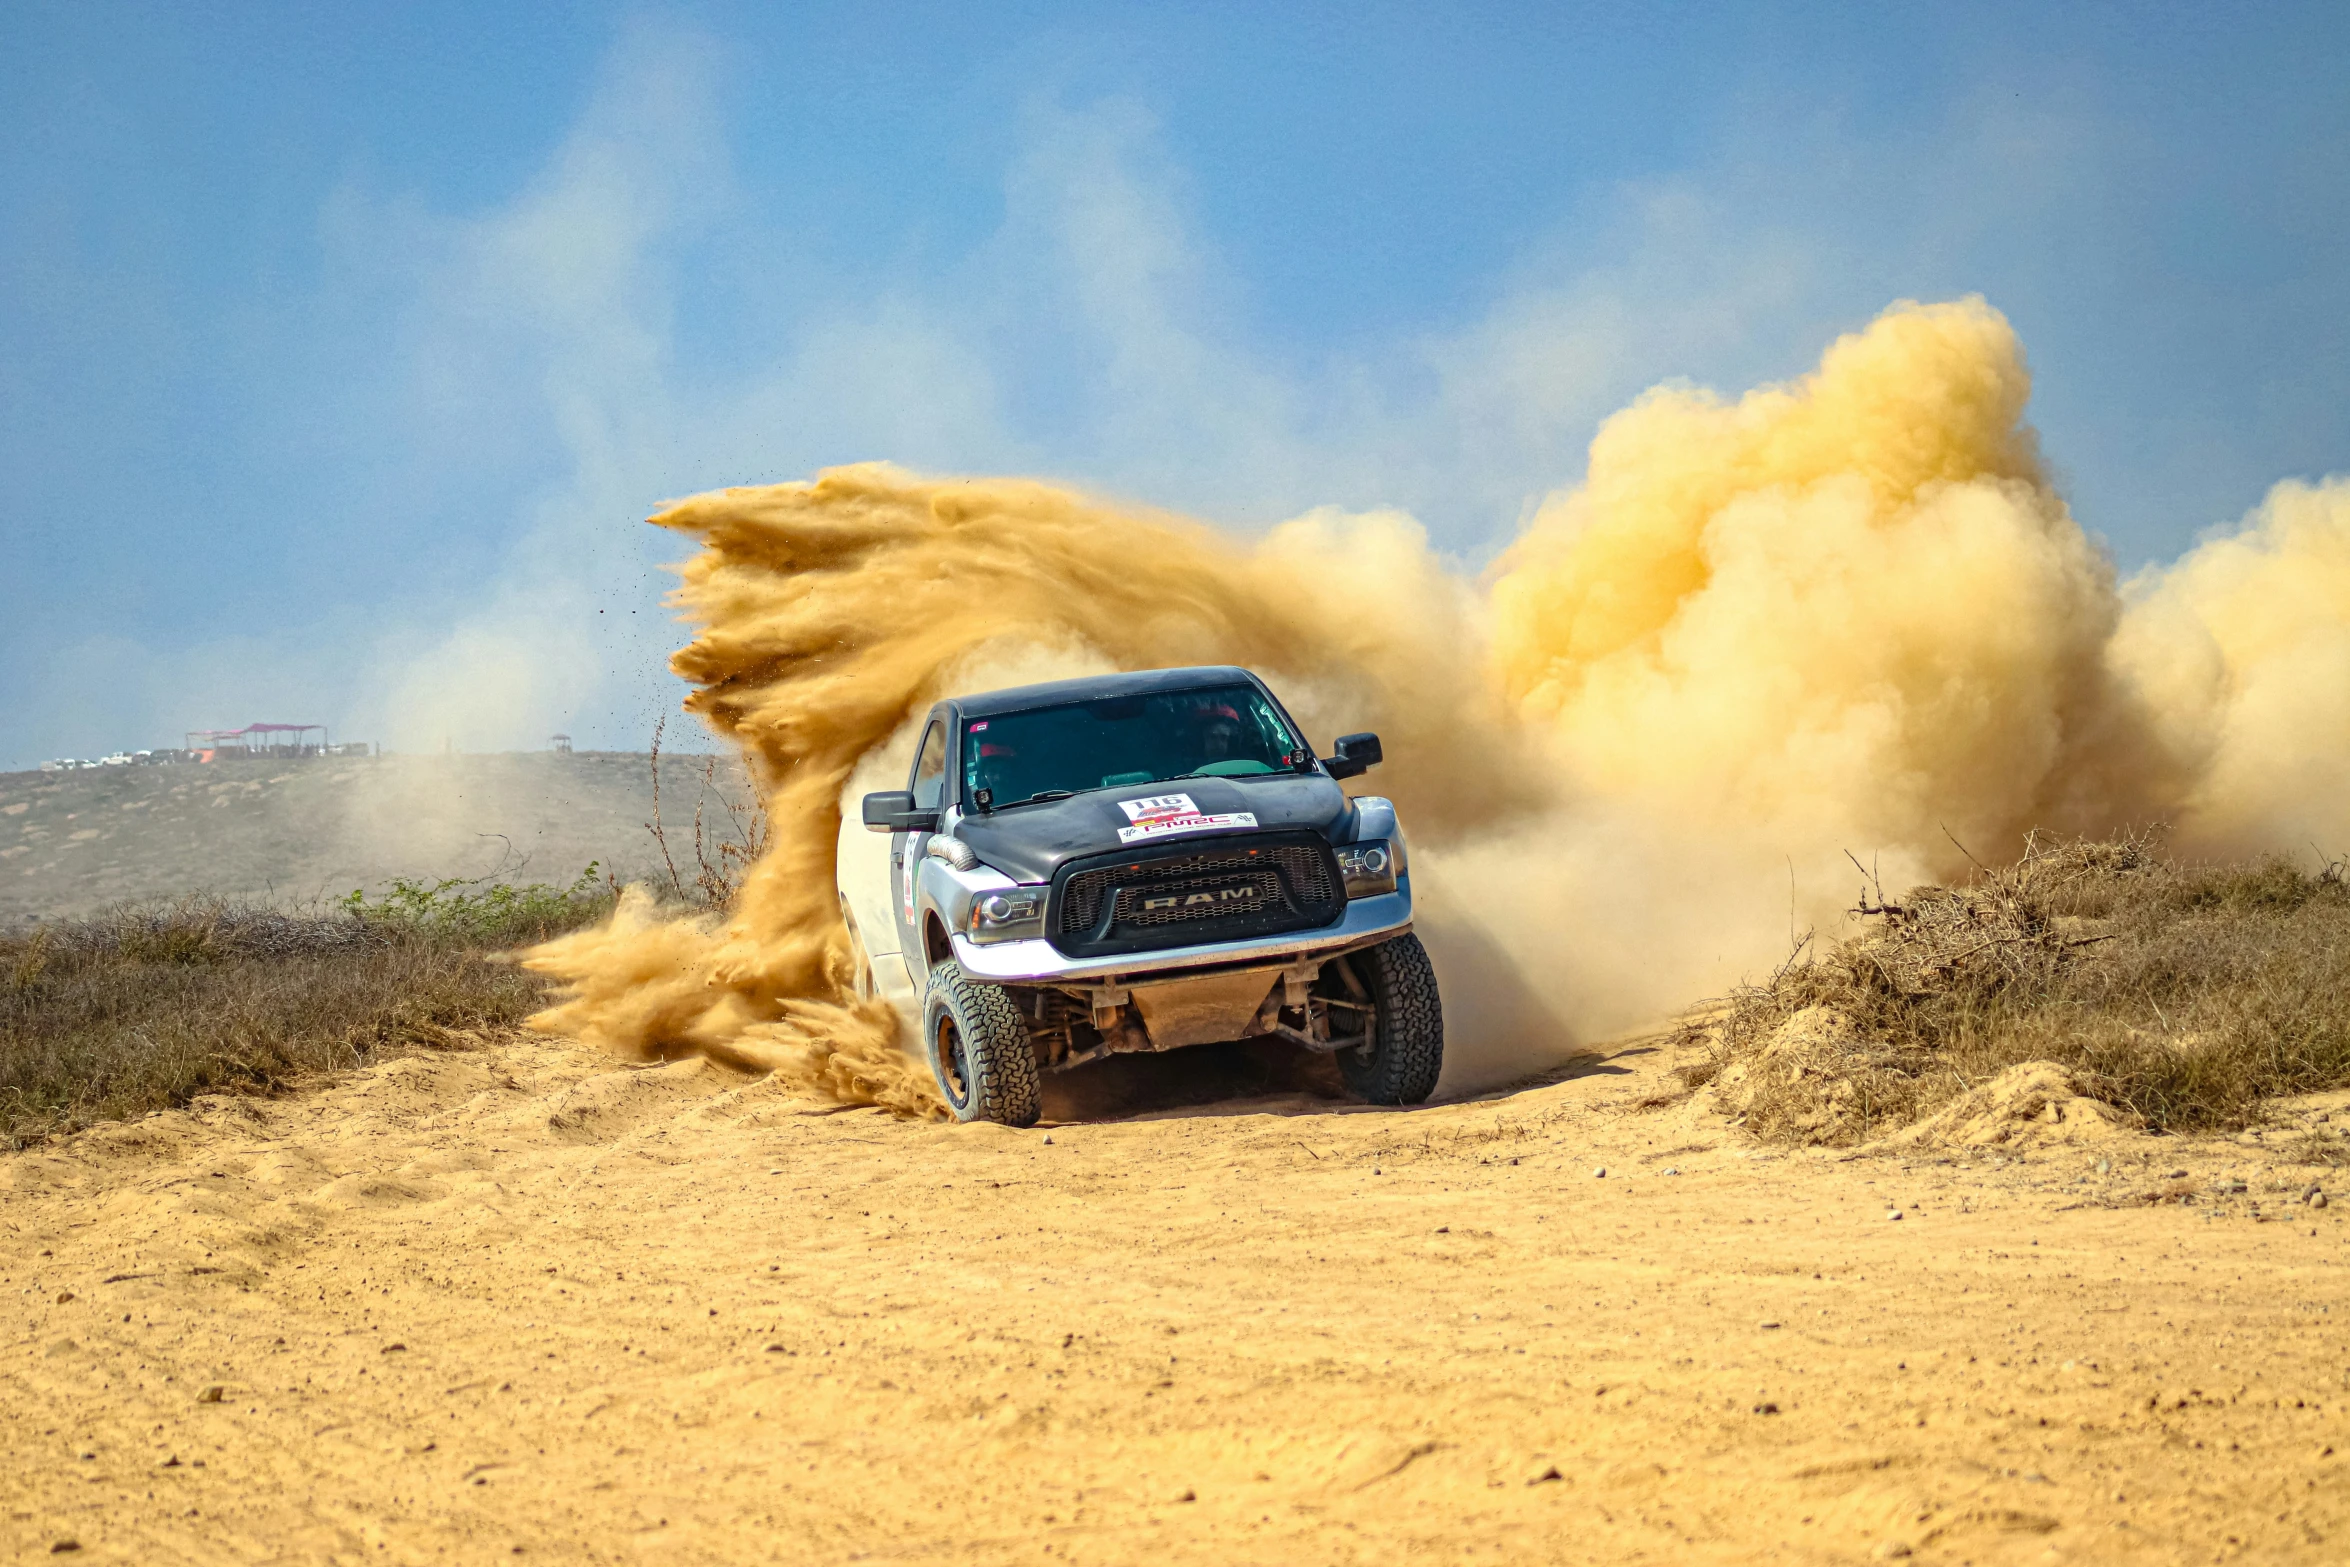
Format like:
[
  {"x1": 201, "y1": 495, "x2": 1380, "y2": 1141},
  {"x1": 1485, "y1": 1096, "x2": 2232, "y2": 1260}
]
[{"x1": 0, "y1": 751, "x2": 755, "y2": 927}]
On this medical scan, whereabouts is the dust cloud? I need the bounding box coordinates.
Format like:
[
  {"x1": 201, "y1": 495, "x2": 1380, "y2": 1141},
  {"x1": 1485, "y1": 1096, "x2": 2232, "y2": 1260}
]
[
  {"x1": 2112, "y1": 476, "x2": 2350, "y2": 858},
  {"x1": 524, "y1": 296, "x2": 2350, "y2": 1107}
]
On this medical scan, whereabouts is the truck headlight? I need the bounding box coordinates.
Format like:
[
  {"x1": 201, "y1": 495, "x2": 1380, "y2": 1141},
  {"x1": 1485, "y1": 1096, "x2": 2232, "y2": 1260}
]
[
  {"x1": 966, "y1": 887, "x2": 1047, "y2": 944},
  {"x1": 1335, "y1": 839, "x2": 1400, "y2": 898}
]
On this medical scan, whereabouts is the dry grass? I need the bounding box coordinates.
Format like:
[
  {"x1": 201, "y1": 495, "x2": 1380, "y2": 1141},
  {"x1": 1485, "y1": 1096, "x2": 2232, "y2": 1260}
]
[
  {"x1": 1, "y1": 874, "x2": 613, "y2": 1148},
  {"x1": 1687, "y1": 832, "x2": 2350, "y2": 1145}
]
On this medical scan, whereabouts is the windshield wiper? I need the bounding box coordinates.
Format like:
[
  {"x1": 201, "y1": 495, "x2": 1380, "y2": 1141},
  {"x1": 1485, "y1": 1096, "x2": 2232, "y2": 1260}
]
[{"x1": 995, "y1": 789, "x2": 1077, "y2": 811}]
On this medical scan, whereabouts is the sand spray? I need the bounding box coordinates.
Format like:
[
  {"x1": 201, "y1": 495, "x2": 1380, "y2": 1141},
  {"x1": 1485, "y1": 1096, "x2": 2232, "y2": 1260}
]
[{"x1": 523, "y1": 297, "x2": 2350, "y2": 1111}]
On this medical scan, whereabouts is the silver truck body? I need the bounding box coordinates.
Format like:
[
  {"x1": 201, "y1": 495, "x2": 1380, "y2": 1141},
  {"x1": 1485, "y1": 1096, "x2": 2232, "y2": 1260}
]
[
  {"x1": 839, "y1": 665, "x2": 1424, "y2": 1073},
  {"x1": 845, "y1": 798, "x2": 1411, "y2": 1054}
]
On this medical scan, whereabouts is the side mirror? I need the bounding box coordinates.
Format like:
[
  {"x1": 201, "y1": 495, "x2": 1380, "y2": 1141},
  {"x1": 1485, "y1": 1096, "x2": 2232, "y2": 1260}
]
[
  {"x1": 861, "y1": 791, "x2": 941, "y2": 834},
  {"x1": 1322, "y1": 732, "x2": 1383, "y2": 780}
]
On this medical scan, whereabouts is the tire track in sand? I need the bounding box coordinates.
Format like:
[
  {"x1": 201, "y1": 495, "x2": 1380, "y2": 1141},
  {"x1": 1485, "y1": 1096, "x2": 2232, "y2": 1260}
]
[{"x1": 4, "y1": 1036, "x2": 2345, "y2": 1564}]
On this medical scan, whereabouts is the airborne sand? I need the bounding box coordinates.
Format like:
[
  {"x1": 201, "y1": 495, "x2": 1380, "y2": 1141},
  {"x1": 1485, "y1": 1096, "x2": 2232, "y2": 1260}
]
[
  {"x1": 523, "y1": 297, "x2": 2350, "y2": 1114},
  {"x1": 4, "y1": 1031, "x2": 2343, "y2": 1563}
]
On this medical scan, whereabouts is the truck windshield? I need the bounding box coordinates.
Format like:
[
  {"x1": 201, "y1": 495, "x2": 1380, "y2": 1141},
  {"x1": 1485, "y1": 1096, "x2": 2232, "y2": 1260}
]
[{"x1": 963, "y1": 684, "x2": 1303, "y2": 808}]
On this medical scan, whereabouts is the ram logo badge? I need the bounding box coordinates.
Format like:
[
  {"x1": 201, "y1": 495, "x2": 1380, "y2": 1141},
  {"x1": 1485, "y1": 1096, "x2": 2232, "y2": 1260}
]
[{"x1": 1141, "y1": 886, "x2": 1258, "y2": 911}]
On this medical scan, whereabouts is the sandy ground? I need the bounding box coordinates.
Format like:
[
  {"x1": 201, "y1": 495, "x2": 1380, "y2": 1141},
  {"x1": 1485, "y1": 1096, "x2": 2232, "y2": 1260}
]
[
  {"x1": 4, "y1": 1032, "x2": 2344, "y2": 1566},
  {"x1": 0, "y1": 753, "x2": 743, "y2": 927}
]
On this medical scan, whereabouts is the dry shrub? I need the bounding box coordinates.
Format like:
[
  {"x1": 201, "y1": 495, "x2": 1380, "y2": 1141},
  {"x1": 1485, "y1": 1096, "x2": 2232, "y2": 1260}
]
[
  {"x1": 2, "y1": 879, "x2": 614, "y2": 1147},
  {"x1": 1692, "y1": 831, "x2": 2350, "y2": 1145},
  {"x1": 644, "y1": 718, "x2": 769, "y2": 911}
]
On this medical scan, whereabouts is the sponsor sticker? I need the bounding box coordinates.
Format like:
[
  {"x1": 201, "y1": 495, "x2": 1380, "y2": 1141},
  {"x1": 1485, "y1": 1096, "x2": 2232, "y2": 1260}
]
[{"x1": 1115, "y1": 792, "x2": 1258, "y2": 843}]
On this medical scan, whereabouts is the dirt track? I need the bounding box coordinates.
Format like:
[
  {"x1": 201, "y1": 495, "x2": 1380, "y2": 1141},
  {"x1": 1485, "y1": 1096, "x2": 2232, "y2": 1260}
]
[{"x1": 4, "y1": 1033, "x2": 2344, "y2": 1565}]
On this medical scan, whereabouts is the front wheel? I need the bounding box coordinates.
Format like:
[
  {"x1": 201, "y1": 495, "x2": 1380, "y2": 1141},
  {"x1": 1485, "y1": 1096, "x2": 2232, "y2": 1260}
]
[
  {"x1": 1335, "y1": 933, "x2": 1444, "y2": 1105},
  {"x1": 921, "y1": 961, "x2": 1043, "y2": 1127}
]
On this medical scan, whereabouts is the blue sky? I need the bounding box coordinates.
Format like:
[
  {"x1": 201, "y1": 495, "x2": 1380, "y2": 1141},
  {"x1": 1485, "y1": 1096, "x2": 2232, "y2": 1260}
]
[{"x1": 3, "y1": 1, "x2": 2346, "y2": 766}]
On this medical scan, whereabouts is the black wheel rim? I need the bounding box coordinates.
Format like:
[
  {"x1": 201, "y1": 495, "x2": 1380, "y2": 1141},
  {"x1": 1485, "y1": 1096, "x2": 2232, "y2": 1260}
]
[
  {"x1": 935, "y1": 1017, "x2": 973, "y2": 1108},
  {"x1": 1314, "y1": 955, "x2": 1378, "y2": 1070}
]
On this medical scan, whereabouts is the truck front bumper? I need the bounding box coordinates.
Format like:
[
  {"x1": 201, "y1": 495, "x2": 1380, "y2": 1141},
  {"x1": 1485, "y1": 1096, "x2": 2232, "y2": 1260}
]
[{"x1": 948, "y1": 880, "x2": 1414, "y2": 986}]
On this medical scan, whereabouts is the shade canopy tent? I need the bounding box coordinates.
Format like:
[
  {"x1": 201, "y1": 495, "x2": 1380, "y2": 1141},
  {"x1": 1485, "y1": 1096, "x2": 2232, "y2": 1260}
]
[{"x1": 185, "y1": 723, "x2": 328, "y2": 758}]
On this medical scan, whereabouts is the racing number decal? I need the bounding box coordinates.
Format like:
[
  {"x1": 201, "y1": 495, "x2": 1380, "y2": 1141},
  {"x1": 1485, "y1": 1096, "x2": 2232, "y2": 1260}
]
[{"x1": 1116, "y1": 792, "x2": 1258, "y2": 844}]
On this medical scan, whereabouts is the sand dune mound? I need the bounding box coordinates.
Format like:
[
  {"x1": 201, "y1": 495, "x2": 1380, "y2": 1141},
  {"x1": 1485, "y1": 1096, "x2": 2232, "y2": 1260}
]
[
  {"x1": 1879, "y1": 1060, "x2": 2139, "y2": 1147},
  {"x1": 1710, "y1": 1023, "x2": 2136, "y2": 1147}
]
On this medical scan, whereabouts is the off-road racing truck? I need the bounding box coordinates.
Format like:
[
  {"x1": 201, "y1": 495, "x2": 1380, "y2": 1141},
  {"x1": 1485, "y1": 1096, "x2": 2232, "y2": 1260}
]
[{"x1": 839, "y1": 665, "x2": 1442, "y2": 1127}]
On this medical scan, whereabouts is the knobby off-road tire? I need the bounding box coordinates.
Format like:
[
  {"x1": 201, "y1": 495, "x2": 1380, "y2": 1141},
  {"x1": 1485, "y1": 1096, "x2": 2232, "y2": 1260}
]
[
  {"x1": 1337, "y1": 932, "x2": 1444, "y2": 1105},
  {"x1": 922, "y1": 961, "x2": 1043, "y2": 1127}
]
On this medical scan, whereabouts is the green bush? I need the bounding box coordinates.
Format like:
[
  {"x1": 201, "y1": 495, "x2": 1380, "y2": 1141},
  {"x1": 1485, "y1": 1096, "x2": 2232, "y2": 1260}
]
[{"x1": 340, "y1": 862, "x2": 615, "y2": 946}]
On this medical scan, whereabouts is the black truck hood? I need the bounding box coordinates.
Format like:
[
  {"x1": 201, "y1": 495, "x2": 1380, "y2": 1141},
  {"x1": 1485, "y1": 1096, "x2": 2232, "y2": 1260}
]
[{"x1": 952, "y1": 774, "x2": 1356, "y2": 885}]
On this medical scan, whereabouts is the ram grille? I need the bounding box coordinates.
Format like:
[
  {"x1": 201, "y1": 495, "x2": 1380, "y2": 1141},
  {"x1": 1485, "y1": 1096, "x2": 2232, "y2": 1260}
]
[{"x1": 1050, "y1": 834, "x2": 1342, "y2": 958}]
